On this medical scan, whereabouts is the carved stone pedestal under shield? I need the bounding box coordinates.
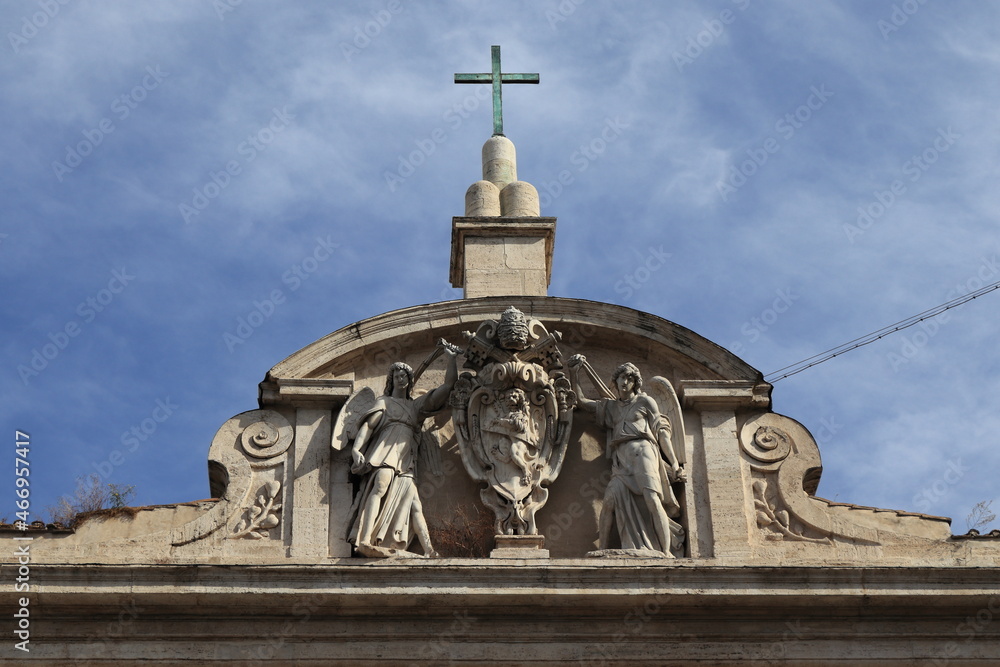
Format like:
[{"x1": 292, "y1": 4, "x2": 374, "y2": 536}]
[{"x1": 490, "y1": 534, "x2": 549, "y2": 559}]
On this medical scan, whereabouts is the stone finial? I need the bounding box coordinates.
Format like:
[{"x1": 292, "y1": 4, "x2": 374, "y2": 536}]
[
  {"x1": 454, "y1": 133, "x2": 553, "y2": 297},
  {"x1": 465, "y1": 180, "x2": 501, "y2": 216},
  {"x1": 499, "y1": 181, "x2": 540, "y2": 217},
  {"x1": 482, "y1": 135, "x2": 518, "y2": 189},
  {"x1": 464, "y1": 135, "x2": 541, "y2": 218}
]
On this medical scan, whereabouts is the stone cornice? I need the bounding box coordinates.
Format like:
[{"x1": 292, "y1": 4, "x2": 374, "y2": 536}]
[
  {"x1": 9, "y1": 562, "x2": 999, "y2": 610},
  {"x1": 258, "y1": 376, "x2": 354, "y2": 408},
  {"x1": 678, "y1": 379, "x2": 773, "y2": 410},
  {"x1": 7, "y1": 563, "x2": 999, "y2": 663},
  {"x1": 265, "y1": 296, "x2": 766, "y2": 391}
]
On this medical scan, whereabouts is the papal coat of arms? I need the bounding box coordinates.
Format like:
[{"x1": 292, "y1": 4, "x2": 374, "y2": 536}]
[{"x1": 451, "y1": 306, "x2": 576, "y2": 536}]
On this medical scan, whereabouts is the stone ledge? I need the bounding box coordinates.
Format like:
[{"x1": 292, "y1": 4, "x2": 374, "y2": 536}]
[
  {"x1": 678, "y1": 379, "x2": 772, "y2": 410},
  {"x1": 7, "y1": 564, "x2": 998, "y2": 664},
  {"x1": 258, "y1": 377, "x2": 354, "y2": 408},
  {"x1": 7, "y1": 562, "x2": 999, "y2": 600}
]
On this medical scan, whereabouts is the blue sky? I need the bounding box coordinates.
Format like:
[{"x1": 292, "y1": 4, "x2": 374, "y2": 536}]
[{"x1": 2, "y1": 1, "x2": 998, "y2": 532}]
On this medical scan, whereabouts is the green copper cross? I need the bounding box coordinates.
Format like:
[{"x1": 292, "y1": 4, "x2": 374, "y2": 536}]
[{"x1": 455, "y1": 45, "x2": 539, "y2": 136}]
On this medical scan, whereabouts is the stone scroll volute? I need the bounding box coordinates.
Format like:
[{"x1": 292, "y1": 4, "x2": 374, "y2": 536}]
[
  {"x1": 170, "y1": 409, "x2": 292, "y2": 547},
  {"x1": 738, "y1": 412, "x2": 879, "y2": 546}
]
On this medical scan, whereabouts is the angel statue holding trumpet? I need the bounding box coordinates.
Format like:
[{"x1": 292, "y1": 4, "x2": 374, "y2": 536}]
[
  {"x1": 568, "y1": 354, "x2": 686, "y2": 558},
  {"x1": 334, "y1": 338, "x2": 461, "y2": 558}
]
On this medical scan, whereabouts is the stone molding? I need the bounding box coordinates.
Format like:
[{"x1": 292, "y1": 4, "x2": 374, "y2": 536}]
[
  {"x1": 449, "y1": 216, "x2": 556, "y2": 288},
  {"x1": 258, "y1": 376, "x2": 354, "y2": 409},
  {"x1": 5, "y1": 563, "x2": 999, "y2": 664},
  {"x1": 266, "y1": 296, "x2": 766, "y2": 391},
  {"x1": 13, "y1": 561, "x2": 999, "y2": 602},
  {"x1": 678, "y1": 379, "x2": 772, "y2": 410}
]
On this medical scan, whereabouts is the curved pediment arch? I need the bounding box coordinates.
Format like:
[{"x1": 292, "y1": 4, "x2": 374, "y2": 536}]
[{"x1": 265, "y1": 296, "x2": 765, "y2": 389}]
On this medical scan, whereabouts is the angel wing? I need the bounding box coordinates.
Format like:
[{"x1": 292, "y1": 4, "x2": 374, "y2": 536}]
[
  {"x1": 418, "y1": 428, "x2": 444, "y2": 477},
  {"x1": 646, "y1": 376, "x2": 686, "y2": 467},
  {"x1": 331, "y1": 386, "x2": 378, "y2": 451}
]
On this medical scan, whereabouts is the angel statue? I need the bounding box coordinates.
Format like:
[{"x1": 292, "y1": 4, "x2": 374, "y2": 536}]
[
  {"x1": 568, "y1": 355, "x2": 686, "y2": 558},
  {"x1": 333, "y1": 339, "x2": 460, "y2": 558}
]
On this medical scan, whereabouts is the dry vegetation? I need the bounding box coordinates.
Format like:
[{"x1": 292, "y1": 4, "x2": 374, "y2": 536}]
[
  {"x1": 46, "y1": 473, "x2": 136, "y2": 527},
  {"x1": 429, "y1": 503, "x2": 496, "y2": 557}
]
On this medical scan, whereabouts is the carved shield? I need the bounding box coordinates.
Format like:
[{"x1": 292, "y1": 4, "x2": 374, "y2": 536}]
[
  {"x1": 473, "y1": 386, "x2": 543, "y2": 503},
  {"x1": 454, "y1": 360, "x2": 571, "y2": 535}
]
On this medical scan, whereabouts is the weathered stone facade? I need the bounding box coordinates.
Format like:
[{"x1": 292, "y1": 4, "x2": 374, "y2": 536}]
[
  {"x1": 5, "y1": 297, "x2": 999, "y2": 664},
  {"x1": 3, "y1": 101, "x2": 999, "y2": 664}
]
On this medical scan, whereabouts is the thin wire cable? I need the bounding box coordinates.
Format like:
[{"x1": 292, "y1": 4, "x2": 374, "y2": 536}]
[{"x1": 765, "y1": 277, "x2": 1000, "y2": 383}]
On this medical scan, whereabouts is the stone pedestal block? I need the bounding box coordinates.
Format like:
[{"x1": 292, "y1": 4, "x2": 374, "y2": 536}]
[
  {"x1": 449, "y1": 216, "x2": 556, "y2": 298},
  {"x1": 490, "y1": 534, "x2": 549, "y2": 558}
]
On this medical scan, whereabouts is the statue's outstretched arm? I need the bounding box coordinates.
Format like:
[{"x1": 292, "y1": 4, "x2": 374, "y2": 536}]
[
  {"x1": 421, "y1": 347, "x2": 459, "y2": 412},
  {"x1": 567, "y1": 354, "x2": 598, "y2": 413}
]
